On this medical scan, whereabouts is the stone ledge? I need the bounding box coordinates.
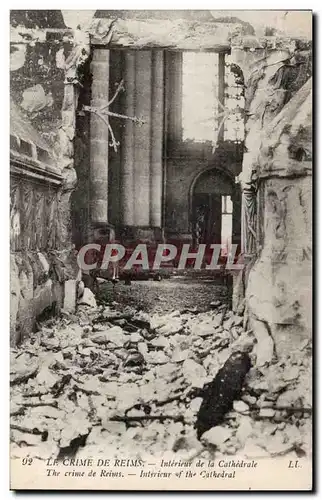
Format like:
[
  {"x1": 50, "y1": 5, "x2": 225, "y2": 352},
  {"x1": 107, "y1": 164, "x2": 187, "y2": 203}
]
[{"x1": 10, "y1": 154, "x2": 63, "y2": 186}]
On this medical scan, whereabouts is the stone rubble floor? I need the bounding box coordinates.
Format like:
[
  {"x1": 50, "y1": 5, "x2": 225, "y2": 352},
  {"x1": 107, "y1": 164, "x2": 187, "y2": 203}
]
[
  {"x1": 10, "y1": 286, "x2": 312, "y2": 464},
  {"x1": 97, "y1": 277, "x2": 230, "y2": 315}
]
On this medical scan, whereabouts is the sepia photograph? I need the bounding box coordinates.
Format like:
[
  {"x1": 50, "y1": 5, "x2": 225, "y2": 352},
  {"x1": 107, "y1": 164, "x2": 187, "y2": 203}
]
[{"x1": 9, "y1": 9, "x2": 312, "y2": 490}]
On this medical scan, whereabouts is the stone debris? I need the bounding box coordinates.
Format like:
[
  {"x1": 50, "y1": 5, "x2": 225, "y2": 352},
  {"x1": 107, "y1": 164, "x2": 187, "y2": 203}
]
[
  {"x1": 91, "y1": 326, "x2": 126, "y2": 347},
  {"x1": 201, "y1": 426, "x2": 233, "y2": 448},
  {"x1": 77, "y1": 287, "x2": 97, "y2": 309},
  {"x1": 236, "y1": 417, "x2": 253, "y2": 446},
  {"x1": 10, "y1": 301, "x2": 311, "y2": 462}
]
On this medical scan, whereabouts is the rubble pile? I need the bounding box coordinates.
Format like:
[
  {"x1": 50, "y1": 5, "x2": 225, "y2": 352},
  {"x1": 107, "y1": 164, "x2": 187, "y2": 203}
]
[{"x1": 10, "y1": 294, "x2": 312, "y2": 463}]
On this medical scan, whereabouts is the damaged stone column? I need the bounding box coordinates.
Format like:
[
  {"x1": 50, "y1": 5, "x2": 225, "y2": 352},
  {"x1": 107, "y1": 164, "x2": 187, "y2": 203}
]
[
  {"x1": 89, "y1": 48, "x2": 110, "y2": 233},
  {"x1": 134, "y1": 50, "x2": 152, "y2": 227},
  {"x1": 119, "y1": 49, "x2": 164, "y2": 241},
  {"x1": 120, "y1": 51, "x2": 136, "y2": 227},
  {"x1": 150, "y1": 50, "x2": 164, "y2": 228}
]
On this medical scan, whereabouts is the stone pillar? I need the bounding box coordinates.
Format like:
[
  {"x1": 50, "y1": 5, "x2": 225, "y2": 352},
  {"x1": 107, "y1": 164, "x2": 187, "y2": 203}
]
[
  {"x1": 89, "y1": 48, "x2": 109, "y2": 231},
  {"x1": 119, "y1": 49, "x2": 164, "y2": 240},
  {"x1": 120, "y1": 51, "x2": 135, "y2": 226},
  {"x1": 134, "y1": 51, "x2": 152, "y2": 226},
  {"x1": 150, "y1": 50, "x2": 164, "y2": 228}
]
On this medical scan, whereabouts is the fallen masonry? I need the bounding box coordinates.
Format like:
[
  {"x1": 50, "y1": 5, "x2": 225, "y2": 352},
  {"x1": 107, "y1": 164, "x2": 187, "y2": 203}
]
[{"x1": 10, "y1": 299, "x2": 312, "y2": 463}]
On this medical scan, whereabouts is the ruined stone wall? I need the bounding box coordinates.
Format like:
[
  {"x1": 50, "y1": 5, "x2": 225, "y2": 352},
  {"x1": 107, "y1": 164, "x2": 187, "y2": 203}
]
[
  {"x1": 231, "y1": 34, "x2": 312, "y2": 361},
  {"x1": 10, "y1": 11, "x2": 90, "y2": 343},
  {"x1": 10, "y1": 11, "x2": 70, "y2": 148}
]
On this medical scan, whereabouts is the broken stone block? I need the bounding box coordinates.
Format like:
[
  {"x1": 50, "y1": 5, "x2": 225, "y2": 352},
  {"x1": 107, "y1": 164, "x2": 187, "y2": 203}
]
[
  {"x1": 246, "y1": 368, "x2": 270, "y2": 393},
  {"x1": 146, "y1": 351, "x2": 170, "y2": 365},
  {"x1": 137, "y1": 342, "x2": 149, "y2": 357},
  {"x1": 230, "y1": 327, "x2": 241, "y2": 341},
  {"x1": 36, "y1": 366, "x2": 59, "y2": 389},
  {"x1": 130, "y1": 332, "x2": 143, "y2": 343},
  {"x1": 201, "y1": 426, "x2": 233, "y2": 447},
  {"x1": 276, "y1": 389, "x2": 302, "y2": 408},
  {"x1": 115, "y1": 384, "x2": 141, "y2": 411},
  {"x1": 78, "y1": 287, "x2": 97, "y2": 309},
  {"x1": 202, "y1": 354, "x2": 218, "y2": 372},
  {"x1": 233, "y1": 400, "x2": 249, "y2": 414},
  {"x1": 210, "y1": 300, "x2": 222, "y2": 307},
  {"x1": 263, "y1": 432, "x2": 294, "y2": 456},
  {"x1": 10, "y1": 357, "x2": 39, "y2": 386},
  {"x1": 29, "y1": 405, "x2": 65, "y2": 420},
  {"x1": 123, "y1": 350, "x2": 145, "y2": 368},
  {"x1": 10, "y1": 44, "x2": 26, "y2": 71},
  {"x1": 284, "y1": 425, "x2": 303, "y2": 447},
  {"x1": 249, "y1": 318, "x2": 275, "y2": 367},
  {"x1": 97, "y1": 277, "x2": 108, "y2": 285},
  {"x1": 182, "y1": 359, "x2": 206, "y2": 387},
  {"x1": 150, "y1": 336, "x2": 170, "y2": 348},
  {"x1": 243, "y1": 440, "x2": 271, "y2": 458},
  {"x1": 171, "y1": 348, "x2": 191, "y2": 363},
  {"x1": 77, "y1": 280, "x2": 85, "y2": 299},
  {"x1": 236, "y1": 416, "x2": 253, "y2": 446},
  {"x1": 91, "y1": 326, "x2": 126, "y2": 347},
  {"x1": 40, "y1": 336, "x2": 60, "y2": 351},
  {"x1": 190, "y1": 397, "x2": 203, "y2": 413},
  {"x1": 33, "y1": 279, "x2": 54, "y2": 317},
  {"x1": 156, "y1": 318, "x2": 184, "y2": 336},
  {"x1": 257, "y1": 397, "x2": 273, "y2": 409},
  {"x1": 191, "y1": 322, "x2": 217, "y2": 337},
  {"x1": 241, "y1": 394, "x2": 257, "y2": 406},
  {"x1": 231, "y1": 330, "x2": 256, "y2": 353},
  {"x1": 21, "y1": 84, "x2": 53, "y2": 113},
  {"x1": 258, "y1": 408, "x2": 275, "y2": 418},
  {"x1": 283, "y1": 366, "x2": 300, "y2": 382},
  {"x1": 223, "y1": 317, "x2": 234, "y2": 330},
  {"x1": 172, "y1": 433, "x2": 202, "y2": 454},
  {"x1": 63, "y1": 279, "x2": 77, "y2": 313},
  {"x1": 60, "y1": 412, "x2": 91, "y2": 449},
  {"x1": 214, "y1": 336, "x2": 230, "y2": 350},
  {"x1": 153, "y1": 362, "x2": 178, "y2": 383},
  {"x1": 233, "y1": 315, "x2": 244, "y2": 327}
]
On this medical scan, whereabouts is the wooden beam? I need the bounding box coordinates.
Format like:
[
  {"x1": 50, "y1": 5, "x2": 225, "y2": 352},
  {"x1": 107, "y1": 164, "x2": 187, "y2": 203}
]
[{"x1": 90, "y1": 18, "x2": 234, "y2": 51}]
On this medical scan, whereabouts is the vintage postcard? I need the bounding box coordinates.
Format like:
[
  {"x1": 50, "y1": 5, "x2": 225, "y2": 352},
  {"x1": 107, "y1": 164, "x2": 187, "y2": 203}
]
[{"x1": 10, "y1": 9, "x2": 312, "y2": 490}]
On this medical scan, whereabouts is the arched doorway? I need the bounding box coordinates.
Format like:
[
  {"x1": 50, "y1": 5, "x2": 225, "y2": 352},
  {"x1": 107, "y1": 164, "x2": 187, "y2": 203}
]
[{"x1": 191, "y1": 168, "x2": 241, "y2": 253}]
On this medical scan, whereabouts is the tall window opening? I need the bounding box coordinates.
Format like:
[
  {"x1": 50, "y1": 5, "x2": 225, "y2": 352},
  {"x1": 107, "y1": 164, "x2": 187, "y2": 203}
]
[
  {"x1": 181, "y1": 52, "x2": 244, "y2": 145},
  {"x1": 182, "y1": 52, "x2": 219, "y2": 143}
]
